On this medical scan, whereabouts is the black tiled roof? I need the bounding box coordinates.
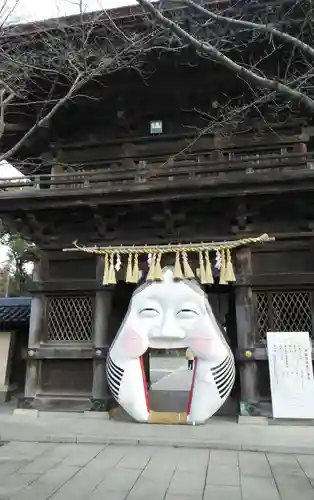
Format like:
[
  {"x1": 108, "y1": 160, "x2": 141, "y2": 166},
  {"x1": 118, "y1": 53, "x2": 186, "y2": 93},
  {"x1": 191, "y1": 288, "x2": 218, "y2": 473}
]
[{"x1": 0, "y1": 297, "x2": 31, "y2": 327}]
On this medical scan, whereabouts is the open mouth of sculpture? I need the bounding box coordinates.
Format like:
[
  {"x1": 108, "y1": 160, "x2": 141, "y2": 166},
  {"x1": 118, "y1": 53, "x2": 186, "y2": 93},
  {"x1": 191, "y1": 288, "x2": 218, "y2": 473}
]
[{"x1": 141, "y1": 347, "x2": 196, "y2": 424}]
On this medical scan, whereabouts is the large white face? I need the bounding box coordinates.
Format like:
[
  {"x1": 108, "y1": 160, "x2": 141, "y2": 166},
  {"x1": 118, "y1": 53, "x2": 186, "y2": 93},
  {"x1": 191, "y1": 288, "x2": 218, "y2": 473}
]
[{"x1": 110, "y1": 267, "x2": 229, "y2": 364}]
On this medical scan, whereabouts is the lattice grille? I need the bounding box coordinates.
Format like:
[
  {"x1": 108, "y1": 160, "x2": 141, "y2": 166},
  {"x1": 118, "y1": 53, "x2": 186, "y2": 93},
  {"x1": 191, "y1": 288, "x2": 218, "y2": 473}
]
[
  {"x1": 256, "y1": 291, "x2": 313, "y2": 343},
  {"x1": 47, "y1": 296, "x2": 93, "y2": 341},
  {"x1": 256, "y1": 293, "x2": 269, "y2": 341}
]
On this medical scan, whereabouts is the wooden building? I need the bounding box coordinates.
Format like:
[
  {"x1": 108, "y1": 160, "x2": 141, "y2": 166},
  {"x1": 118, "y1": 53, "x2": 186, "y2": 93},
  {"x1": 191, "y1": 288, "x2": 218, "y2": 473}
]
[
  {"x1": 0, "y1": 298, "x2": 30, "y2": 403},
  {"x1": 0, "y1": 1, "x2": 314, "y2": 418}
]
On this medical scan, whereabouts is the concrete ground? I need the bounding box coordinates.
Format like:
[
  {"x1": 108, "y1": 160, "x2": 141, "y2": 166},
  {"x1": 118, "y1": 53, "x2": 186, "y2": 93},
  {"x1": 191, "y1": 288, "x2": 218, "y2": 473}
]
[
  {"x1": 1, "y1": 356, "x2": 314, "y2": 456},
  {"x1": 0, "y1": 441, "x2": 314, "y2": 500},
  {"x1": 149, "y1": 356, "x2": 194, "y2": 413},
  {"x1": 2, "y1": 411, "x2": 314, "y2": 455},
  {"x1": 150, "y1": 356, "x2": 192, "y2": 390}
]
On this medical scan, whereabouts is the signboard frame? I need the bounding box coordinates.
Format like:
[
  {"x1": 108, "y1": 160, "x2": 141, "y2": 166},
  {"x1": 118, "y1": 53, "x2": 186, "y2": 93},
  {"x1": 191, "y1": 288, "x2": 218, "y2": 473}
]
[{"x1": 267, "y1": 331, "x2": 314, "y2": 419}]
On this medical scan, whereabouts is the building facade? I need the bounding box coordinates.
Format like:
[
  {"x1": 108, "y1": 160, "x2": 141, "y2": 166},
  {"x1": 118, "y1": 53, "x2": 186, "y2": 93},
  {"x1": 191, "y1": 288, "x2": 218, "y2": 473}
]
[{"x1": 1, "y1": 2, "x2": 314, "y2": 419}]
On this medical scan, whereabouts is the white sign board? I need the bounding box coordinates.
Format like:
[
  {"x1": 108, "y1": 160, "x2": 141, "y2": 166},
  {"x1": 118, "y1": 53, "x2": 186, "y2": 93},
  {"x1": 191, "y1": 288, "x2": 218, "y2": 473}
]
[{"x1": 267, "y1": 331, "x2": 314, "y2": 419}]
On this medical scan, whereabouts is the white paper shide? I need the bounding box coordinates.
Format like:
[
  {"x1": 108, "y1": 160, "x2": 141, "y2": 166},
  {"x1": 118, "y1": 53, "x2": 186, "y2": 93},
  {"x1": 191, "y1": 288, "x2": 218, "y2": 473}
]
[{"x1": 267, "y1": 331, "x2": 314, "y2": 419}]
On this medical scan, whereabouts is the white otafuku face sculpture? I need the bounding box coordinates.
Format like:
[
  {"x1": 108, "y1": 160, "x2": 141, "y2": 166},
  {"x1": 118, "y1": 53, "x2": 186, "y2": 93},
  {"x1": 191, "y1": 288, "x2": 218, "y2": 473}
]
[{"x1": 107, "y1": 267, "x2": 235, "y2": 424}]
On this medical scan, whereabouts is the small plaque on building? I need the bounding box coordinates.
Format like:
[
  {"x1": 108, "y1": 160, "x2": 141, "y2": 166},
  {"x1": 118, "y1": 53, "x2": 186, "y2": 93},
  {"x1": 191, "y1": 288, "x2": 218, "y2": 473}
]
[
  {"x1": 267, "y1": 331, "x2": 314, "y2": 419},
  {"x1": 150, "y1": 120, "x2": 163, "y2": 134}
]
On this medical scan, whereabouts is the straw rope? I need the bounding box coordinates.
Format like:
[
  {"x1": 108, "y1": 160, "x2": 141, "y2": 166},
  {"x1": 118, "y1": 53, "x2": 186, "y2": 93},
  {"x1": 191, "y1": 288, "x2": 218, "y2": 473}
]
[
  {"x1": 64, "y1": 234, "x2": 274, "y2": 286},
  {"x1": 65, "y1": 234, "x2": 273, "y2": 255}
]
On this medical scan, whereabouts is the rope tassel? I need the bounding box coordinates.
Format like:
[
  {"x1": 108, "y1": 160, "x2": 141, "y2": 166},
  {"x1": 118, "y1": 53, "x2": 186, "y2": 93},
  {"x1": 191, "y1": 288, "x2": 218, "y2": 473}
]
[
  {"x1": 132, "y1": 252, "x2": 141, "y2": 283},
  {"x1": 219, "y1": 249, "x2": 227, "y2": 285},
  {"x1": 154, "y1": 252, "x2": 163, "y2": 281},
  {"x1": 146, "y1": 253, "x2": 156, "y2": 281},
  {"x1": 125, "y1": 253, "x2": 133, "y2": 283},
  {"x1": 102, "y1": 253, "x2": 109, "y2": 285},
  {"x1": 182, "y1": 251, "x2": 194, "y2": 279},
  {"x1": 204, "y1": 250, "x2": 214, "y2": 284},
  {"x1": 198, "y1": 251, "x2": 206, "y2": 284},
  {"x1": 107, "y1": 253, "x2": 117, "y2": 285},
  {"x1": 173, "y1": 251, "x2": 183, "y2": 280},
  {"x1": 225, "y1": 249, "x2": 236, "y2": 282}
]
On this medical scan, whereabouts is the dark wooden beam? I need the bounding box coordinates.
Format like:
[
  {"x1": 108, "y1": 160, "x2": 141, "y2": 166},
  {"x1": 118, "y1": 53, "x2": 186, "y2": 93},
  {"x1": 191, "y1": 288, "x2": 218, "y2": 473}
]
[
  {"x1": 24, "y1": 346, "x2": 94, "y2": 359},
  {"x1": 251, "y1": 273, "x2": 314, "y2": 288},
  {"x1": 238, "y1": 346, "x2": 314, "y2": 361},
  {"x1": 55, "y1": 130, "x2": 305, "y2": 156},
  {"x1": 5, "y1": 122, "x2": 30, "y2": 132},
  {"x1": 29, "y1": 280, "x2": 103, "y2": 293},
  {"x1": 2, "y1": 168, "x2": 314, "y2": 212}
]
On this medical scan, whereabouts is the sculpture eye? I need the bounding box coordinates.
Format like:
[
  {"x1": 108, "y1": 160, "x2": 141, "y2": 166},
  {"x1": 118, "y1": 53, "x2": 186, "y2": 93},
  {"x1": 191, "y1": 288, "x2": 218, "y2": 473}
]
[
  {"x1": 176, "y1": 309, "x2": 199, "y2": 317},
  {"x1": 139, "y1": 308, "x2": 160, "y2": 316}
]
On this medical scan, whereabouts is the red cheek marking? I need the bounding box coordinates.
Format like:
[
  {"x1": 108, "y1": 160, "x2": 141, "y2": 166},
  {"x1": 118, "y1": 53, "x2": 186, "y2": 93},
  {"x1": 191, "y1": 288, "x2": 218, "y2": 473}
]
[
  {"x1": 120, "y1": 327, "x2": 147, "y2": 358},
  {"x1": 188, "y1": 335, "x2": 213, "y2": 355},
  {"x1": 188, "y1": 329, "x2": 227, "y2": 359}
]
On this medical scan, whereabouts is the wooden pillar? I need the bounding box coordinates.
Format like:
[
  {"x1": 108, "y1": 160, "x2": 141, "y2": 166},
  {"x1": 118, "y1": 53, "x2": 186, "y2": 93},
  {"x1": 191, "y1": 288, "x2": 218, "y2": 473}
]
[
  {"x1": 50, "y1": 163, "x2": 66, "y2": 189},
  {"x1": 91, "y1": 256, "x2": 112, "y2": 411},
  {"x1": 235, "y1": 246, "x2": 259, "y2": 416},
  {"x1": 28, "y1": 260, "x2": 44, "y2": 348},
  {"x1": 23, "y1": 258, "x2": 46, "y2": 407},
  {"x1": 24, "y1": 362, "x2": 39, "y2": 401}
]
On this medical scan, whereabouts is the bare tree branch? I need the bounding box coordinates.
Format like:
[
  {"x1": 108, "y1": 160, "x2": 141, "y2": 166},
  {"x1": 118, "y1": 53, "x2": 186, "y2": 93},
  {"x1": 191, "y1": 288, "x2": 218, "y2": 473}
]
[
  {"x1": 0, "y1": 72, "x2": 82, "y2": 161},
  {"x1": 137, "y1": 0, "x2": 314, "y2": 112},
  {"x1": 1, "y1": 0, "x2": 314, "y2": 173},
  {"x1": 185, "y1": 0, "x2": 314, "y2": 61},
  {"x1": 0, "y1": 0, "x2": 159, "y2": 164}
]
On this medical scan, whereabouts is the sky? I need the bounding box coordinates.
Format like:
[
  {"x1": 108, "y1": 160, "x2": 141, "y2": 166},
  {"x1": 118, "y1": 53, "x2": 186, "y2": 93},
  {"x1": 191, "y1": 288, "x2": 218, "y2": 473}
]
[
  {"x1": 4, "y1": 0, "x2": 137, "y2": 24},
  {"x1": 0, "y1": 161, "x2": 24, "y2": 178}
]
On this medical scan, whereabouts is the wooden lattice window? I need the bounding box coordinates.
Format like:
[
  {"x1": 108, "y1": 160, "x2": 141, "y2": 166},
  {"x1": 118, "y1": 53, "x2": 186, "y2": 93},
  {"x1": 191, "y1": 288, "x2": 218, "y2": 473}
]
[
  {"x1": 255, "y1": 291, "x2": 313, "y2": 344},
  {"x1": 47, "y1": 296, "x2": 93, "y2": 341}
]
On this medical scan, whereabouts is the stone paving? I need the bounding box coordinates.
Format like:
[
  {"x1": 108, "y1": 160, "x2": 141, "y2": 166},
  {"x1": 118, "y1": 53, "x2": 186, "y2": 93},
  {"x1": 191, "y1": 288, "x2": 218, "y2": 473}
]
[
  {"x1": 150, "y1": 356, "x2": 188, "y2": 386},
  {"x1": 2, "y1": 412, "x2": 314, "y2": 455},
  {"x1": 0, "y1": 442, "x2": 314, "y2": 500}
]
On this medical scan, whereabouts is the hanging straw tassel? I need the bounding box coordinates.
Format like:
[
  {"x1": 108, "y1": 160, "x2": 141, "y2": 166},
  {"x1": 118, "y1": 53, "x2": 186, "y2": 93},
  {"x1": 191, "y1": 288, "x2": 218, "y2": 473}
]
[
  {"x1": 182, "y1": 251, "x2": 194, "y2": 279},
  {"x1": 132, "y1": 252, "x2": 141, "y2": 283},
  {"x1": 204, "y1": 250, "x2": 214, "y2": 284},
  {"x1": 107, "y1": 253, "x2": 117, "y2": 285},
  {"x1": 173, "y1": 251, "x2": 183, "y2": 280},
  {"x1": 198, "y1": 251, "x2": 207, "y2": 284},
  {"x1": 219, "y1": 249, "x2": 227, "y2": 285},
  {"x1": 146, "y1": 253, "x2": 156, "y2": 281},
  {"x1": 225, "y1": 249, "x2": 236, "y2": 282},
  {"x1": 102, "y1": 253, "x2": 110, "y2": 285},
  {"x1": 154, "y1": 252, "x2": 163, "y2": 281},
  {"x1": 125, "y1": 252, "x2": 133, "y2": 283}
]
